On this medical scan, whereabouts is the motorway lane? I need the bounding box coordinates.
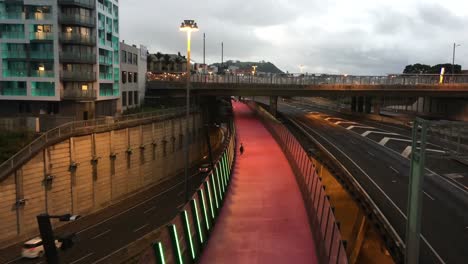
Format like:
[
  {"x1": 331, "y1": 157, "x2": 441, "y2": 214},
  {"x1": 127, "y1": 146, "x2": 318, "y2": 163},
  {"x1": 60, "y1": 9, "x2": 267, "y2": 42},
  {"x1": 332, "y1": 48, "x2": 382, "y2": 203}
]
[
  {"x1": 286, "y1": 99, "x2": 468, "y2": 190},
  {"x1": 277, "y1": 103, "x2": 468, "y2": 264},
  {"x1": 3, "y1": 168, "x2": 210, "y2": 264}
]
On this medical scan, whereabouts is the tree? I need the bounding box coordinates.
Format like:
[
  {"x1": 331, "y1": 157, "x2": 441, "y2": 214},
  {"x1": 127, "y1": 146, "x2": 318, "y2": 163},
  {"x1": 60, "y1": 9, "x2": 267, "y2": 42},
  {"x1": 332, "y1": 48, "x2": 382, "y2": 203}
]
[
  {"x1": 162, "y1": 54, "x2": 171, "y2": 71},
  {"x1": 403, "y1": 63, "x2": 431, "y2": 74},
  {"x1": 429, "y1": 64, "x2": 461, "y2": 74}
]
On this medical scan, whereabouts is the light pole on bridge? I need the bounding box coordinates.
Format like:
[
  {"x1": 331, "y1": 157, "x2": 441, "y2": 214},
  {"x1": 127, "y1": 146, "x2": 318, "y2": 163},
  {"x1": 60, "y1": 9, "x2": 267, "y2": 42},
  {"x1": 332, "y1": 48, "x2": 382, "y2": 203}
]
[
  {"x1": 452, "y1": 42, "x2": 461, "y2": 78},
  {"x1": 180, "y1": 20, "x2": 198, "y2": 203}
]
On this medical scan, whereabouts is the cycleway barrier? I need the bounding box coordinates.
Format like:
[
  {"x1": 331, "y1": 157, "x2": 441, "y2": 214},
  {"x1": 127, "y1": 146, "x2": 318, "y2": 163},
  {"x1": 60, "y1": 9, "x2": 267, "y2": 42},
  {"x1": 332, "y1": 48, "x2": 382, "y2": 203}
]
[
  {"x1": 118, "y1": 120, "x2": 236, "y2": 264},
  {"x1": 248, "y1": 101, "x2": 348, "y2": 264}
]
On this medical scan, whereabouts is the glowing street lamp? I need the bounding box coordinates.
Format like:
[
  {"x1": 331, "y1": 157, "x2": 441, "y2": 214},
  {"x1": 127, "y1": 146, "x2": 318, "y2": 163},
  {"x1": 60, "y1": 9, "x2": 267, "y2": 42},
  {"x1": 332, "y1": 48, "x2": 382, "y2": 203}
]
[
  {"x1": 252, "y1": 65, "x2": 258, "y2": 76},
  {"x1": 180, "y1": 20, "x2": 198, "y2": 202}
]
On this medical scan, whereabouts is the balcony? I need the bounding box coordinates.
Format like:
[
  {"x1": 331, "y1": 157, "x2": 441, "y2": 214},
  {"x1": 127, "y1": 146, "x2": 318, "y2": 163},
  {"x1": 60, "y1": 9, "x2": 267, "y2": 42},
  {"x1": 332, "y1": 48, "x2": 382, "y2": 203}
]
[
  {"x1": 60, "y1": 52, "x2": 96, "y2": 63},
  {"x1": 59, "y1": 14, "x2": 95, "y2": 27},
  {"x1": 60, "y1": 33, "x2": 95, "y2": 46},
  {"x1": 0, "y1": 12, "x2": 25, "y2": 20},
  {"x1": 1, "y1": 50, "x2": 27, "y2": 59},
  {"x1": 62, "y1": 88, "x2": 97, "y2": 100},
  {"x1": 99, "y1": 55, "x2": 112, "y2": 65},
  {"x1": 2, "y1": 69, "x2": 54, "y2": 78},
  {"x1": 0, "y1": 31, "x2": 25, "y2": 40},
  {"x1": 58, "y1": 0, "x2": 95, "y2": 9},
  {"x1": 30, "y1": 51, "x2": 54, "y2": 60},
  {"x1": 30, "y1": 32, "x2": 54, "y2": 41},
  {"x1": 0, "y1": 88, "x2": 27, "y2": 96},
  {"x1": 61, "y1": 70, "x2": 96, "y2": 82},
  {"x1": 99, "y1": 72, "x2": 113, "y2": 80},
  {"x1": 27, "y1": 12, "x2": 53, "y2": 21}
]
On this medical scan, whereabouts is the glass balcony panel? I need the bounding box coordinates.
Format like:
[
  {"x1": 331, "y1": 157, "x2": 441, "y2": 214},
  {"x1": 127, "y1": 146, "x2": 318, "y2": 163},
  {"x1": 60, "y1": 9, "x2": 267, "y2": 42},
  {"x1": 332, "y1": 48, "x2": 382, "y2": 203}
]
[
  {"x1": 30, "y1": 51, "x2": 54, "y2": 59},
  {"x1": 0, "y1": 88, "x2": 27, "y2": 96},
  {"x1": 60, "y1": 33, "x2": 95, "y2": 45},
  {"x1": 62, "y1": 88, "x2": 96, "y2": 100},
  {"x1": 60, "y1": 52, "x2": 96, "y2": 63},
  {"x1": 27, "y1": 12, "x2": 52, "y2": 21},
  {"x1": 59, "y1": 14, "x2": 95, "y2": 27},
  {"x1": 0, "y1": 32, "x2": 25, "y2": 39},
  {"x1": 58, "y1": 0, "x2": 95, "y2": 9},
  {"x1": 61, "y1": 71, "x2": 96, "y2": 81},
  {"x1": 1, "y1": 50, "x2": 27, "y2": 59},
  {"x1": 31, "y1": 70, "x2": 54, "y2": 78},
  {"x1": 3, "y1": 69, "x2": 28, "y2": 77},
  {"x1": 30, "y1": 32, "x2": 54, "y2": 41},
  {"x1": 99, "y1": 72, "x2": 113, "y2": 80},
  {"x1": 32, "y1": 82, "x2": 55, "y2": 96},
  {"x1": 99, "y1": 55, "x2": 112, "y2": 65}
]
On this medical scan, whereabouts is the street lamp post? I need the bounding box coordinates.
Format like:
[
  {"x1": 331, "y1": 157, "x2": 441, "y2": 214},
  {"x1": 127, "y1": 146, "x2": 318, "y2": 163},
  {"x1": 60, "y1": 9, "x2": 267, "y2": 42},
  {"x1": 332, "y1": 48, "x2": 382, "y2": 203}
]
[
  {"x1": 180, "y1": 20, "x2": 198, "y2": 202},
  {"x1": 452, "y1": 42, "x2": 461, "y2": 78}
]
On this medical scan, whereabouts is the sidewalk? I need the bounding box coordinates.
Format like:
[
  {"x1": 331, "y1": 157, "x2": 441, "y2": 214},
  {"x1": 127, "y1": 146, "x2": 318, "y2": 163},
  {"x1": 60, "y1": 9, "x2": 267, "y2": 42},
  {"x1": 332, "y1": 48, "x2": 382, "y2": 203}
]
[{"x1": 199, "y1": 102, "x2": 318, "y2": 264}]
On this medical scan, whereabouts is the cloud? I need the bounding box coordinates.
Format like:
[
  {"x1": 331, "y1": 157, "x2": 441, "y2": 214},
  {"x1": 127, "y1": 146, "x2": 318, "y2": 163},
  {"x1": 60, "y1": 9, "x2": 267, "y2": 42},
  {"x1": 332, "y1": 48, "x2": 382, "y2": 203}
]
[{"x1": 120, "y1": 0, "x2": 468, "y2": 75}]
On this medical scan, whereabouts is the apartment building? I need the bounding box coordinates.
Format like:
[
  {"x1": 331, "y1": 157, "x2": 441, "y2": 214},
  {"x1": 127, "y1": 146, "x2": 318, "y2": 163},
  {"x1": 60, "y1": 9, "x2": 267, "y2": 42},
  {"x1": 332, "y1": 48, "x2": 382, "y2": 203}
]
[
  {"x1": 0, "y1": 0, "x2": 120, "y2": 120},
  {"x1": 119, "y1": 41, "x2": 146, "y2": 111}
]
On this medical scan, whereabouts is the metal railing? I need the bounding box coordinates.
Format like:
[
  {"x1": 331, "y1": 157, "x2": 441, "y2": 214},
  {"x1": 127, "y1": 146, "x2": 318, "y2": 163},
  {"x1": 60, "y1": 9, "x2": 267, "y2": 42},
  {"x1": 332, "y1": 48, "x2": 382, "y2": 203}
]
[
  {"x1": 61, "y1": 70, "x2": 96, "y2": 81},
  {"x1": 58, "y1": 0, "x2": 96, "y2": 9},
  {"x1": 61, "y1": 88, "x2": 97, "y2": 100},
  {"x1": 0, "y1": 107, "x2": 198, "y2": 181},
  {"x1": 60, "y1": 52, "x2": 96, "y2": 63},
  {"x1": 59, "y1": 14, "x2": 95, "y2": 27},
  {"x1": 151, "y1": 74, "x2": 468, "y2": 86}
]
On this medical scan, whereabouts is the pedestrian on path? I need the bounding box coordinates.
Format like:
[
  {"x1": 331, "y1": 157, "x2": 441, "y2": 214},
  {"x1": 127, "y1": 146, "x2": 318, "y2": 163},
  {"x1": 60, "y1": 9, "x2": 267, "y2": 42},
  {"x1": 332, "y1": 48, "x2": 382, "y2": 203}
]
[{"x1": 239, "y1": 143, "x2": 244, "y2": 155}]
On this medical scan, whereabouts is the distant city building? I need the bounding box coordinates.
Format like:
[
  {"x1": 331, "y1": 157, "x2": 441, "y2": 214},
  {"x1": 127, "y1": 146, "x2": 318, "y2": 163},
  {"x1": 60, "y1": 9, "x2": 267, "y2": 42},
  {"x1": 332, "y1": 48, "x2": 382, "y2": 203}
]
[
  {"x1": 119, "y1": 41, "x2": 147, "y2": 111},
  {"x1": 0, "y1": 0, "x2": 120, "y2": 120},
  {"x1": 147, "y1": 52, "x2": 187, "y2": 73}
]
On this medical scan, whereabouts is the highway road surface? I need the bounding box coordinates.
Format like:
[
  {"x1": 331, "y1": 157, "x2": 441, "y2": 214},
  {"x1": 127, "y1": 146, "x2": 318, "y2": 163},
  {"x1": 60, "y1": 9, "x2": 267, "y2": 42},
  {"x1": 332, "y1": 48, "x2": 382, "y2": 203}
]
[
  {"x1": 275, "y1": 99, "x2": 468, "y2": 264},
  {"x1": 0, "y1": 159, "x2": 219, "y2": 264}
]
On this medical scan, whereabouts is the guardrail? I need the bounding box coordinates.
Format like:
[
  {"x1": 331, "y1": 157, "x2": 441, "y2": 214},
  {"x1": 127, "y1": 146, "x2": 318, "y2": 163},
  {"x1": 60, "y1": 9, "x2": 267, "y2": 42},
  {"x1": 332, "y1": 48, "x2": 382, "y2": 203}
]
[
  {"x1": 0, "y1": 107, "x2": 197, "y2": 181},
  {"x1": 109, "y1": 119, "x2": 236, "y2": 264},
  {"x1": 248, "y1": 102, "x2": 348, "y2": 264},
  {"x1": 150, "y1": 74, "x2": 468, "y2": 86}
]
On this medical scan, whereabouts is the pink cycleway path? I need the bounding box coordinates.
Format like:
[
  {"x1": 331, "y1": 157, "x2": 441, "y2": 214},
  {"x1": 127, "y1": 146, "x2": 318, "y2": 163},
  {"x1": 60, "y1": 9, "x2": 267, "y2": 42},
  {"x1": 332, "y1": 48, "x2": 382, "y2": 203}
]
[{"x1": 199, "y1": 102, "x2": 318, "y2": 264}]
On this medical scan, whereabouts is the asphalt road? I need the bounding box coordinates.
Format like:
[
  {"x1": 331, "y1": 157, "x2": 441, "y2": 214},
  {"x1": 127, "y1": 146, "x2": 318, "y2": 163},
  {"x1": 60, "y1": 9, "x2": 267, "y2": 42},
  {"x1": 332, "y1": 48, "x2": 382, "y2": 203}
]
[
  {"x1": 275, "y1": 99, "x2": 468, "y2": 264},
  {"x1": 0, "y1": 163, "x2": 212, "y2": 264}
]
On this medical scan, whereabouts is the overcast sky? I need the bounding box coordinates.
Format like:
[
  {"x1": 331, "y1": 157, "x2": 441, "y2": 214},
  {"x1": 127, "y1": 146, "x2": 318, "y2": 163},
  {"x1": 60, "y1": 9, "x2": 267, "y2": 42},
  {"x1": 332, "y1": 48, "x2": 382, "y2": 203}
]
[{"x1": 120, "y1": 0, "x2": 468, "y2": 75}]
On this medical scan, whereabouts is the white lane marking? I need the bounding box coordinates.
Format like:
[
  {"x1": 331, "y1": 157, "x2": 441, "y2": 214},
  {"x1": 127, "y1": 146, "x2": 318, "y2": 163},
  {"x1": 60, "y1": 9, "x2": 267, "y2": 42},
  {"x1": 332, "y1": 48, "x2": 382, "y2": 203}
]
[
  {"x1": 367, "y1": 151, "x2": 376, "y2": 157},
  {"x1": 324, "y1": 117, "x2": 334, "y2": 121},
  {"x1": 77, "y1": 172, "x2": 200, "y2": 235},
  {"x1": 424, "y1": 191, "x2": 435, "y2": 201},
  {"x1": 294, "y1": 118, "x2": 447, "y2": 264},
  {"x1": 379, "y1": 137, "x2": 411, "y2": 146},
  {"x1": 335, "y1": 121, "x2": 357, "y2": 125},
  {"x1": 401, "y1": 146, "x2": 446, "y2": 158},
  {"x1": 144, "y1": 206, "x2": 157, "y2": 214},
  {"x1": 402, "y1": 146, "x2": 412, "y2": 158},
  {"x1": 70, "y1": 253, "x2": 94, "y2": 264},
  {"x1": 347, "y1": 125, "x2": 375, "y2": 130},
  {"x1": 389, "y1": 166, "x2": 400, "y2": 175},
  {"x1": 133, "y1": 224, "x2": 149, "y2": 233},
  {"x1": 362, "y1": 130, "x2": 399, "y2": 137},
  {"x1": 91, "y1": 229, "x2": 111, "y2": 240}
]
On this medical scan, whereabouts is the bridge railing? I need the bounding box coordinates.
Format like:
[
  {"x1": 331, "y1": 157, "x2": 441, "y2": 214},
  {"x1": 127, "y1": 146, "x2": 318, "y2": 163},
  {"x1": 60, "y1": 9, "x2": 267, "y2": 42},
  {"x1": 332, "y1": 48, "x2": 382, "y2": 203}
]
[
  {"x1": 150, "y1": 73, "x2": 468, "y2": 86},
  {"x1": 0, "y1": 107, "x2": 196, "y2": 181},
  {"x1": 248, "y1": 101, "x2": 348, "y2": 264}
]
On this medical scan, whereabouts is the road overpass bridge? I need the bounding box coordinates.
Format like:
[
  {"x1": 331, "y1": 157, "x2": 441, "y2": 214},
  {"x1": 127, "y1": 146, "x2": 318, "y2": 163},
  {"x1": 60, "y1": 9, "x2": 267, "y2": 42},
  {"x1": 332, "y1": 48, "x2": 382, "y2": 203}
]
[{"x1": 147, "y1": 74, "x2": 468, "y2": 120}]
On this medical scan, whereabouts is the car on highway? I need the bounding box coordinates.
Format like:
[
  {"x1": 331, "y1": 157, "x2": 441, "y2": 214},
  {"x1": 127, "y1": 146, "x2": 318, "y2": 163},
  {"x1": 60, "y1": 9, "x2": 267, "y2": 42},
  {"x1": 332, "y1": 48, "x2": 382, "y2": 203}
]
[
  {"x1": 199, "y1": 163, "x2": 212, "y2": 173},
  {"x1": 21, "y1": 237, "x2": 62, "y2": 259}
]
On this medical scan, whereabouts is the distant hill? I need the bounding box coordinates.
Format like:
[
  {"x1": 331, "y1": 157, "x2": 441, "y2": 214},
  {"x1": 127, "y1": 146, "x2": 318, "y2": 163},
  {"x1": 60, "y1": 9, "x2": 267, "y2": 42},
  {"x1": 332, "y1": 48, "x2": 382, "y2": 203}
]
[{"x1": 212, "y1": 60, "x2": 284, "y2": 74}]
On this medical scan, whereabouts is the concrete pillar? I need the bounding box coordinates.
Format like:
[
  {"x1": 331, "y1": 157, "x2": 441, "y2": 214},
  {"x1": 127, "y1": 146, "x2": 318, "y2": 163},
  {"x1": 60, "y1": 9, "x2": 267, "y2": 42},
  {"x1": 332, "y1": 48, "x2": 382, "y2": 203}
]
[
  {"x1": 269, "y1": 96, "x2": 278, "y2": 117},
  {"x1": 351, "y1": 96, "x2": 357, "y2": 112},
  {"x1": 357, "y1": 96, "x2": 364, "y2": 113},
  {"x1": 423, "y1": 97, "x2": 432, "y2": 113},
  {"x1": 373, "y1": 97, "x2": 382, "y2": 115},
  {"x1": 364, "y1": 97, "x2": 372, "y2": 114},
  {"x1": 347, "y1": 210, "x2": 368, "y2": 264}
]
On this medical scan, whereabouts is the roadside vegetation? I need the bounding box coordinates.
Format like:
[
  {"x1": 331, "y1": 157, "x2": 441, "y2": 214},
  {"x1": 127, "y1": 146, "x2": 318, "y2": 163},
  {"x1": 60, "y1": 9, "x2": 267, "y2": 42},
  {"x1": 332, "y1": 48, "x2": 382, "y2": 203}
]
[{"x1": 0, "y1": 130, "x2": 37, "y2": 163}]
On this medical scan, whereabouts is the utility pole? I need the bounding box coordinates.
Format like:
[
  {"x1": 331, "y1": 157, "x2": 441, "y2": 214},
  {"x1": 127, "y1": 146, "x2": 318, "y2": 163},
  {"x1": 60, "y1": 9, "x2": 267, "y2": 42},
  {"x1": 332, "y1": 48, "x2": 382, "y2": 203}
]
[
  {"x1": 203, "y1": 33, "x2": 205, "y2": 65},
  {"x1": 221, "y1": 42, "x2": 224, "y2": 65},
  {"x1": 452, "y1": 42, "x2": 461, "y2": 78}
]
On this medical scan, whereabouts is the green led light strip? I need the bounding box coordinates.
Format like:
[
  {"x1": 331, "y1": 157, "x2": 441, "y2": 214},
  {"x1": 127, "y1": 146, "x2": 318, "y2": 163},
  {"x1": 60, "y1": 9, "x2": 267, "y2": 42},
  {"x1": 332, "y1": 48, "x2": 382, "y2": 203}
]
[
  {"x1": 198, "y1": 189, "x2": 210, "y2": 230},
  {"x1": 191, "y1": 199, "x2": 204, "y2": 243},
  {"x1": 168, "y1": 224, "x2": 183, "y2": 264},
  {"x1": 182, "y1": 211, "x2": 195, "y2": 260},
  {"x1": 210, "y1": 173, "x2": 219, "y2": 209},
  {"x1": 152, "y1": 241, "x2": 166, "y2": 264}
]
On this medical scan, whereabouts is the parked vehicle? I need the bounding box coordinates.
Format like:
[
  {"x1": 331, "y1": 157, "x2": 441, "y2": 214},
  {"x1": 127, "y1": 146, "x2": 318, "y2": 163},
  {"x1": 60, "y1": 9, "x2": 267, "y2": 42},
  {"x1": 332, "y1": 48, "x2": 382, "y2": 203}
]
[{"x1": 21, "y1": 237, "x2": 62, "y2": 259}]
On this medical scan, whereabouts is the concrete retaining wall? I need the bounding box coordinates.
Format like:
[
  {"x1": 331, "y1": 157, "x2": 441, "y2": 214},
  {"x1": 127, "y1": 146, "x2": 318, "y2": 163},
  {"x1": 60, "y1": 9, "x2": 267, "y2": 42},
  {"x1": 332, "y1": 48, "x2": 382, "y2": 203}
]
[{"x1": 0, "y1": 114, "x2": 205, "y2": 246}]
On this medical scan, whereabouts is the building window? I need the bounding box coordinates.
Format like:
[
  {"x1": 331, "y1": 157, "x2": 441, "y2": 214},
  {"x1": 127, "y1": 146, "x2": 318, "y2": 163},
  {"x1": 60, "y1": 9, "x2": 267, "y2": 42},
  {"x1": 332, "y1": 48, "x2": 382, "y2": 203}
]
[
  {"x1": 127, "y1": 53, "x2": 132, "y2": 64},
  {"x1": 134, "y1": 91, "x2": 139, "y2": 105},
  {"x1": 133, "y1": 54, "x2": 138, "y2": 65},
  {"x1": 128, "y1": 91, "x2": 133, "y2": 106},
  {"x1": 128, "y1": 72, "x2": 133, "y2": 83},
  {"x1": 134, "y1": 72, "x2": 138, "y2": 83},
  {"x1": 122, "y1": 91, "x2": 127, "y2": 106},
  {"x1": 121, "y1": 50, "x2": 126, "y2": 63},
  {"x1": 121, "y1": 71, "x2": 127, "y2": 83}
]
